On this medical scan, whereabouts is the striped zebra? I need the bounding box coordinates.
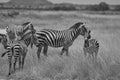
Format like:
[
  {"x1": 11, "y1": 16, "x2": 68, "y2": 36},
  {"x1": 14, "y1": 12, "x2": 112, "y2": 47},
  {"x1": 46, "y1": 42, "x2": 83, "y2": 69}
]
[
  {"x1": 1, "y1": 41, "x2": 28, "y2": 76},
  {"x1": 6, "y1": 22, "x2": 35, "y2": 43},
  {"x1": 31, "y1": 22, "x2": 90, "y2": 59},
  {"x1": 83, "y1": 30, "x2": 99, "y2": 59},
  {"x1": 1, "y1": 32, "x2": 32, "y2": 76}
]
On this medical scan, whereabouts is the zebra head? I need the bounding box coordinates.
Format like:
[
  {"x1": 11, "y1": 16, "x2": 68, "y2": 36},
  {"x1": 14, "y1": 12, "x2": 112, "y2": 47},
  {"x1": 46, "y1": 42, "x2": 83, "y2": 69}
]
[
  {"x1": 22, "y1": 22, "x2": 36, "y2": 34},
  {"x1": 79, "y1": 23, "x2": 91, "y2": 39},
  {"x1": 0, "y1": 34, "x2": 8, "y2": 49},
  {"x1": 84, "y1": 30, "x2": 91, "y2": 40},
  {"x1": 22, "y1": 22, "x2": 36, "y2": 48},
  {"x1": 69, "y1": 22, "x2": 90, "y2": 37},
  {"x1": 16, "y1": 22, "x2": 36, "y2": 40}
]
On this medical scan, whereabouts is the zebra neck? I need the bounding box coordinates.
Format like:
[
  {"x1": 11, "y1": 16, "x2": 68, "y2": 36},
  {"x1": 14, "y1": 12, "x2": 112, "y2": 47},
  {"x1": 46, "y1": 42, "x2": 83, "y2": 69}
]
[{"x1": 71, "y1": 29, "x2": 81, "y2": 40}]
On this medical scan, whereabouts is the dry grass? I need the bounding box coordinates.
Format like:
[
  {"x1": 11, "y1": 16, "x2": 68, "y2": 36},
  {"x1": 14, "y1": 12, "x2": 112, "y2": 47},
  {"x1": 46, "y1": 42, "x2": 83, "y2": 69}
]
[{"x1": 0, "y1": 10, "x2": 120, "y2": 80}]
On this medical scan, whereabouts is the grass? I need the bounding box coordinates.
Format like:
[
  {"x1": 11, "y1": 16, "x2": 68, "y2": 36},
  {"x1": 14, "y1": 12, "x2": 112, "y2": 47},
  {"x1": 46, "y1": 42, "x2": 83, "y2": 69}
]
[{"x1": 0, "y1": 10, "x2": 120, "y2": 80}]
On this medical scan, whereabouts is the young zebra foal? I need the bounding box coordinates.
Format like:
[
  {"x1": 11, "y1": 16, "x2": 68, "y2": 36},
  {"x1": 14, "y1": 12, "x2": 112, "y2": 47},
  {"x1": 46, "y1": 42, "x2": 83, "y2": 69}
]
[{"x1": 83, "y1": 31, "x2": 99, "y2": 59}]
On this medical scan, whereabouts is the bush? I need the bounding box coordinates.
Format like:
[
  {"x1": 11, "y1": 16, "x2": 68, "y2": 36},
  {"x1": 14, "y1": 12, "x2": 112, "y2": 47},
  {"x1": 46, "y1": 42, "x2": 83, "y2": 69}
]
[
  {"x1": 99, "y1": 2, "x2": 110, "y2": 11},
  {"x1": 86, "y1": 2, "x2": 109, "y2": 11}
]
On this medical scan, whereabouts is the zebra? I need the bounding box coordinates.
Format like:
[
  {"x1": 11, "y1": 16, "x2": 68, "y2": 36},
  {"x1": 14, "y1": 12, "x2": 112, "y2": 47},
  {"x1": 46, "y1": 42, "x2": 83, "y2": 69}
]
[
  {"x1": 6, "y1": 22, "x2": 35, "y2": 43},
  {"x1": 30, "y1": 22, "x2": 91, "y2": 60},
  {"x1": 83, "y1": 30, "x2": 99, "y2": 59},
  {"x1": 1, "y1": 31, "x2": 32, "y2": 76},
  {"x1": 1, "y1": 41, "x2": 28, "y2": 76}
]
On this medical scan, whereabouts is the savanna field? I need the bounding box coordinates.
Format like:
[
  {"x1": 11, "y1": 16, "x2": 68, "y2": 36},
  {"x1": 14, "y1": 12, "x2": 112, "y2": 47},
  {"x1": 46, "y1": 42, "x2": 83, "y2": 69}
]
[{"x1": 0, "y1": 10, "x2": 120, "y2": 80}]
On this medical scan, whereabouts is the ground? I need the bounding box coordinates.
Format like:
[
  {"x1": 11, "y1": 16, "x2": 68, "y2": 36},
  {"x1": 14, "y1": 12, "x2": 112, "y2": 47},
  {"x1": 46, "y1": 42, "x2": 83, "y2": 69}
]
[{"x1": 0, "y1": 10, "x2": 120, "y2": 80}]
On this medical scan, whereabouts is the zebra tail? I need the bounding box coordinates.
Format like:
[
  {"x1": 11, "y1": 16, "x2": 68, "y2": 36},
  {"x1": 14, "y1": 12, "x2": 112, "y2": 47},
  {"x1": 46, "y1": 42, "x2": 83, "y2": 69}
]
[{"x1": 1, "y1": 51, "x2": 9, "y2": 57}]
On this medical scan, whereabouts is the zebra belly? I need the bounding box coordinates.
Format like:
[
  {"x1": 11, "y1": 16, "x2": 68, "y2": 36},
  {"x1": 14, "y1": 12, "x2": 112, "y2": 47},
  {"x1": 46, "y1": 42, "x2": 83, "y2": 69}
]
[{"x1": 48, "y1": 41, "x2": 64, "y2": 47}]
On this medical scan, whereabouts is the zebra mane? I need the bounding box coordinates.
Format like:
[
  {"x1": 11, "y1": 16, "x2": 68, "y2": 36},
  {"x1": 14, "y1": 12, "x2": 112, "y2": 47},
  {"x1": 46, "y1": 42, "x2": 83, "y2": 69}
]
[
  {"x1": 22, "y1": 22, "x2": 31, "y2": 27},
  {"x1": 69, "y1": 22, "x2": 84, "y2": 30}
]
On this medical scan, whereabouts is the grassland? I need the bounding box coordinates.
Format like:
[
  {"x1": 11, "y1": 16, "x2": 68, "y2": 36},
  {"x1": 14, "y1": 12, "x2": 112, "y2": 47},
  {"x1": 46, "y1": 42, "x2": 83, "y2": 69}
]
[{"x1": 0, "y1": 10, "x2": 120, "y2": 80}]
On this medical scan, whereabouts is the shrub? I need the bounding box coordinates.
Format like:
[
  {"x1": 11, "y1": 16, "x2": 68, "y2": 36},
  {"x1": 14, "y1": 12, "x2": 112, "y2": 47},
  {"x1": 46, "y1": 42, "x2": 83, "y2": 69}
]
[{"x1": 86, "y1": 2, "x2": 109, "y2": 11}]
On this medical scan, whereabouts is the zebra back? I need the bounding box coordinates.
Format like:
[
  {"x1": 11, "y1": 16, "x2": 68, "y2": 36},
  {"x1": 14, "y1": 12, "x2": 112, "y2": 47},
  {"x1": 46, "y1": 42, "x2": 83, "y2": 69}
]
[
  {"x1": 84, "y1": 38, "x2": 99, "y2": 49},
  {"x1": 88, "y1": 39, "x2": 99, "y2": 48}
]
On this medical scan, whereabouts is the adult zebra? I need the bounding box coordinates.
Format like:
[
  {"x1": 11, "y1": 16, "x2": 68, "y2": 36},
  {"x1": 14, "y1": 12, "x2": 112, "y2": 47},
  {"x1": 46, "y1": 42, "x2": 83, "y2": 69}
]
[
  {"x1": 1, "y1": 31, "x2": 33, "y2": 76},
  {"x1": 6, "y1": 22, "x2": 35, "y2": 43},
  {"x1": 31, "y1": 22, "x2": 91, "y2": 60}
]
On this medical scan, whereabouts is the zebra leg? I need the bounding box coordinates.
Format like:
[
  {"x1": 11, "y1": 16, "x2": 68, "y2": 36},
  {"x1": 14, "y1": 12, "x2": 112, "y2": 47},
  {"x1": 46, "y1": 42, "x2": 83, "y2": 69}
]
[
  {"x1": 19, "y1": 56, "x2": 22, "y2": 70},
  {"x1": 60, "y1": 48, "x2": 65, "y2": 56},
  {"x1": 13, "y1": 58, "x2": 17, "y2": 73},
  {"x1": 92, "y1": 53, "x2": 94, "y2": 58},
  {"x1": 43, "y1": 45, "x2": 48, "y2": 57},
  {"x1": 83, "y1": 49, "x2": 87, "y2": 57},
  {"x1": 21, "y1": 52, "x2": 27, "y2": 69},
  {"x1": 94, "y1": 50, "x2": 98, "y2": 60},
  {"x1": 37, "y1": 46, "x2": 42, "y2": 60},
  {"x1": 8, "y1": 58, "x2": 12, "y2": 76},
  {"x1": 65, "y1": 48, "x2": 69, "y2": 56}
]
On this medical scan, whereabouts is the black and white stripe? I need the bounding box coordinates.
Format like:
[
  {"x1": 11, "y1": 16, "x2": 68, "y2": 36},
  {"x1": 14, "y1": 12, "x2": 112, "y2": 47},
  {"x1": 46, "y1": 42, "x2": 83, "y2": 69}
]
[
  {"x1": 0, "y1": 32, "x2": 32, "y2": 76},
  {"x1": 1, "y1": 41, "x2": 28, "y2": 76},
  {"x1": 31, "y1": 22, "x2": 90, "y2": 59}
]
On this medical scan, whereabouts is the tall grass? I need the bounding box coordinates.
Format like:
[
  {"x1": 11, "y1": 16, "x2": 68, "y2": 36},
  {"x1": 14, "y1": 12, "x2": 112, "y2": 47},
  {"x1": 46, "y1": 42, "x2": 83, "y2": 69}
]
[{"x1": 4, "y1": 49, "x2": 119, "y2": 80}]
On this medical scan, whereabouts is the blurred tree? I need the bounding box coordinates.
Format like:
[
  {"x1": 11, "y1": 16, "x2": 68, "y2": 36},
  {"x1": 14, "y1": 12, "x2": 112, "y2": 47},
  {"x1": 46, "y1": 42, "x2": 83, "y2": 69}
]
[
  {"x1": 99, "y1": 2, "x2": 109, "y2": 11},
  {"x1": 86, "y1": 2, "x2": 109, "y2": 11},
  {"x1": 114, "y1": 5, "x2": 120, "y2": 11}
]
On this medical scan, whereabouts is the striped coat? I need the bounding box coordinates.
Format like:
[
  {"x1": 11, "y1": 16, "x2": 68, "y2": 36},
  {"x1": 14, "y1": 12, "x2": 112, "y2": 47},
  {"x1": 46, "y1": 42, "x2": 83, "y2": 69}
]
[
  {"x1": 83, "y1": 37, "x2": 99, "y2": 59},
  {"x1": 31, "y1": 22, "x2": 90, "y2": 59},
  {"x1": 1, "y1": 41, "x2": 28, "y2": 76}
]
